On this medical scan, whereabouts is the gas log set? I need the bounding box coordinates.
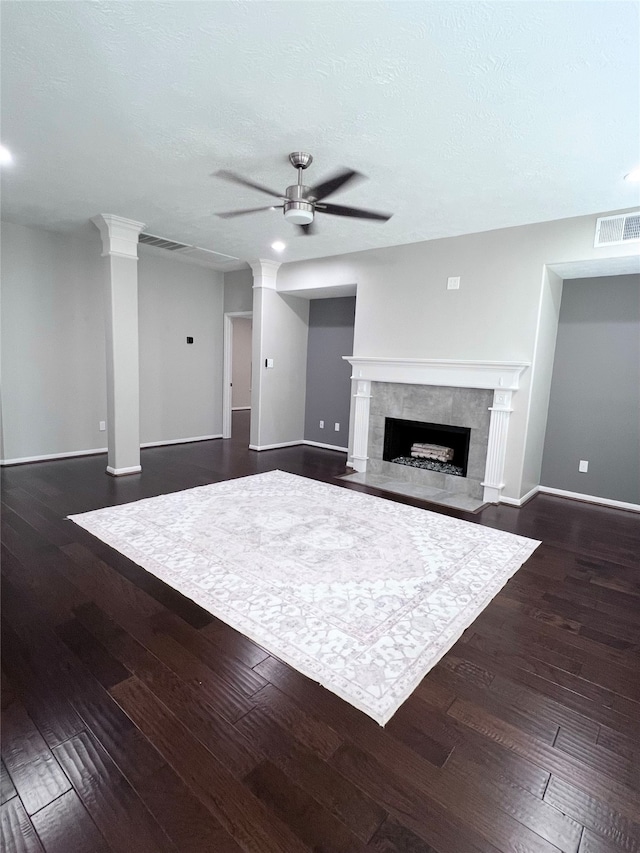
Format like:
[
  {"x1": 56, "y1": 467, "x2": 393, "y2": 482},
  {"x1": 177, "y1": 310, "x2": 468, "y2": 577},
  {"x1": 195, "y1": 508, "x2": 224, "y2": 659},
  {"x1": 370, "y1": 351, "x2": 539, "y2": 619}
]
[{"x1": 391, "y1": 442, "x2": 463, "y2": 477}]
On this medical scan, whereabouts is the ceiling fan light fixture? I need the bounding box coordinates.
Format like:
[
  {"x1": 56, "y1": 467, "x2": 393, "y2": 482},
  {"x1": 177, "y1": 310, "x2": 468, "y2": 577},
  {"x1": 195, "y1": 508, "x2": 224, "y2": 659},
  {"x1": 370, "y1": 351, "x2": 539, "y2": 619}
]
[{"x1": 283, "y1": 201, "x2": 314, "y2": 225}]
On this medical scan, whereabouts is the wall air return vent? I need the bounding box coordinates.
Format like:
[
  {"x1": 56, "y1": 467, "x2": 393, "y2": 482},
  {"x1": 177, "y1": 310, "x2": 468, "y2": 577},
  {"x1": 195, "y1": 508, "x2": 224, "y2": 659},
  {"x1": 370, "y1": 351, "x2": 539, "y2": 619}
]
[
  {"x1": 594, "y1": 212, "x2": 640, "y2": 247},
  {"x1": 138, "y1": 232, "x2": 240, "y2": 267}
]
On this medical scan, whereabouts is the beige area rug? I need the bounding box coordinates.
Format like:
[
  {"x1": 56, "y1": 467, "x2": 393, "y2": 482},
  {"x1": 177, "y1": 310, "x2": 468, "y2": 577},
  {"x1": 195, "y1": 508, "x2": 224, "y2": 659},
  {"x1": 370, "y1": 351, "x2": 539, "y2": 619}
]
[{"x1": 68, "y1": 470, "x2": 539, "y2": 725}]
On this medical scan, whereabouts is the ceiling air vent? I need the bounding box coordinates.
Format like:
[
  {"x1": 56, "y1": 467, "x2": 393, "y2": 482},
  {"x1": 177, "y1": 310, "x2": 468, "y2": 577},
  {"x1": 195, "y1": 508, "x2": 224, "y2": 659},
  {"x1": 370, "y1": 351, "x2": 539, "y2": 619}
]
[
  {"x1": 138, "y1": 232, "x2": 239, "y2": 267},
  {"x1": 594, "y1": 211, "x2": 640, "y2": 247},
  {"x1": 138, "y1": 233, "x2": 189, "y2": 251}
]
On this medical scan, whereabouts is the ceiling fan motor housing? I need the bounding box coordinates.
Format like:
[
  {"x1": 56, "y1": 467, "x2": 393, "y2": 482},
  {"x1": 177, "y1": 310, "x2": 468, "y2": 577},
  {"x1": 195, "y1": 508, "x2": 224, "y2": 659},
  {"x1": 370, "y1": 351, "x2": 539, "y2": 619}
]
[{"x1": 284, "y1": 184, "x2": 314, "y2": 224}]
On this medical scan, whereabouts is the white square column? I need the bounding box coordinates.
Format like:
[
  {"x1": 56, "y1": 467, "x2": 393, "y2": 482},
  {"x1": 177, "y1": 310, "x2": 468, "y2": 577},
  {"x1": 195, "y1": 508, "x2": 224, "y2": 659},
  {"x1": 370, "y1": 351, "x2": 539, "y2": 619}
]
[
  {"x1": 249, "y1": 259, "x2": 280, "y2": 449},
  {"x1": 92, "y1": 214, "x2": 145, "y2": 476}
]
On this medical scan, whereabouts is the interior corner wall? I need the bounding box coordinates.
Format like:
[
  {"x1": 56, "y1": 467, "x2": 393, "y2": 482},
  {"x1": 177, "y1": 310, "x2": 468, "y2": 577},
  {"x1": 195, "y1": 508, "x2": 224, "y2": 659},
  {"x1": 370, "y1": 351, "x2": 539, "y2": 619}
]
[
  {"x1": 0, "y1": 220, "x2": 107, "y2": 462},
  {"x1": 520, "y1": 268, "x2": 564, "y2": 496},
  {"x1": 276, "y1": 209, "x2": 639, "y2": 500},
  {"x1": 540, "y1": 274, "x2": 640, "y2": 504},
  {"x1": 223, "y1": 268, "x2": 253, "y2": 313},
  {"x1": 304, "y1": 297, "x2": 355, "y2": 446},
  {"x1": 250, "y1": 287, "x2": 309, "y2": 448},
  {"x1": 138, "y1": 252, "x2": 224, "y2": 444}
]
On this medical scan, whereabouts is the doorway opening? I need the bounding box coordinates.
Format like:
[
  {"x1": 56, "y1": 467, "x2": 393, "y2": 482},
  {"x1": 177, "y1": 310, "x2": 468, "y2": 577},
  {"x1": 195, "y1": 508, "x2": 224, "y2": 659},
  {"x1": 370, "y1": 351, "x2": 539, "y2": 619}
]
[{"x1": 222, "y1": 311, "x2": 253, "y2": 439}]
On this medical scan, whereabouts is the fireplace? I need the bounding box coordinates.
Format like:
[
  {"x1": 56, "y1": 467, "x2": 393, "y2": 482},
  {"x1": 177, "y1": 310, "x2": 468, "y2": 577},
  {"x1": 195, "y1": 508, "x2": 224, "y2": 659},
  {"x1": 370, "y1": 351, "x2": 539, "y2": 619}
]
[
  {"x1": 383, "y1": 417, "x2": 471, "y2": 477},
  {"x1": 343, "y1": 357, "x2": 530, "y2": 504}
]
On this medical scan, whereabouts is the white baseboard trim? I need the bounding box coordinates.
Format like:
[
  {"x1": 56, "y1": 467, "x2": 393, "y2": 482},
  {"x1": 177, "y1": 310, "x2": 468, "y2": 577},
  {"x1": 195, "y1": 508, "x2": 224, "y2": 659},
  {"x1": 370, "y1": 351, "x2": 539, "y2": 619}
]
[
  {"x1": 106, "y1": 465, "x2": 142, "y2": 476},
  {"x1": 140, "y1": 434, "x2": 222, "y2": 448},
  {"x1": 1, "y1": 447, "x2": 108, "y2": 466},
  {"x1": 538, "y1": 486, "x2": 640, "y2": 514},
  {"x1": 1, "y1": 434, "x2": 224, "y2": 466},
  {"x1": 302, "y1": 440, "x2": 349, "y2": 453},
  {"x1": 249, "y1": 439, "x2": 349, "y2": 453},
  {"x1": 500, "y1": 486, "x2": 540, "y2": 507},
  {"x1": 249, "y1": 440, "x2": 303, "y2": 451},
  {"x1": 231, "y1": 406, "x2": 251, "y2": 411}
]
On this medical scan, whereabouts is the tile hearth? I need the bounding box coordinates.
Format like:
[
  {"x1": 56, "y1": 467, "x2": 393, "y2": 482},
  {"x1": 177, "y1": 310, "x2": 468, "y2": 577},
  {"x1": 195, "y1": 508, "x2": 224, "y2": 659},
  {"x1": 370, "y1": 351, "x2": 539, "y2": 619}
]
[{"x1": 339, "y1": 470, "x2": 487, "y2": 512}]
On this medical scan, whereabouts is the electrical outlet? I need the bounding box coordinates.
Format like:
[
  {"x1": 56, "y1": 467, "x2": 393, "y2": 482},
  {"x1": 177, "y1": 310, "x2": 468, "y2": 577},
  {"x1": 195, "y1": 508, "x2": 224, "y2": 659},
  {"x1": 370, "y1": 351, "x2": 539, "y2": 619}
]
[
  {"x1": 319, "y1": 420, "x2": 324, "y2": 429},
  {"x1": 99, "y1": 421, "x2": 106, "y2": 431},
  {"x1": 447, "y1": 276, "x2": 460, "y2": 290},
  {"x1": 579, "y1": 460, "x2": 589, "y2": 473},
  {"x1": 334, "y1": 422, "x2": 340, "y2": 431}
]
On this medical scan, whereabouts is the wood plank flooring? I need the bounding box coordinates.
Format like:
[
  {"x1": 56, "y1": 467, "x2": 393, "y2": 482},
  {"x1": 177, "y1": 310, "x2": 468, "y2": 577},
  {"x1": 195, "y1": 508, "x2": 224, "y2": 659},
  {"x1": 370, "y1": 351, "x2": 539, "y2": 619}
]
[{"x1": 2, "y1": 411, "x2": 639, "y2": 852}]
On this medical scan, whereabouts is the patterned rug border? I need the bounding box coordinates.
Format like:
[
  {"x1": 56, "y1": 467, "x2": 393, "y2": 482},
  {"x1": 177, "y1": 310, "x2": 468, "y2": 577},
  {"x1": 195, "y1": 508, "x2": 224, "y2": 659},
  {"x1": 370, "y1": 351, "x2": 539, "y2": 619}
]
[{"x1": 68, "y1": 471, "x2": 540, "y2": 725}]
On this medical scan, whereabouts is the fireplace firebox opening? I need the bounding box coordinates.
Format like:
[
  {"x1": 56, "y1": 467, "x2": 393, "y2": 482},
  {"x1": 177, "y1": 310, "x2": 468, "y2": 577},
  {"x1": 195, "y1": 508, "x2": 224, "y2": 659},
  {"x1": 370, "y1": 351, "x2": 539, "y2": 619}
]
[{"x1": 383, "y1": 417, "x2": 472, "y2": 477}]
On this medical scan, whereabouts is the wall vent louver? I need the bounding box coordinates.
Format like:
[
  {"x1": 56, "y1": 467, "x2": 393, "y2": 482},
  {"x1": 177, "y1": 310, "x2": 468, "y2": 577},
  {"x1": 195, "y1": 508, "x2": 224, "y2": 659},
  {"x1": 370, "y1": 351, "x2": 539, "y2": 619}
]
[
  {"x1": 594, "y1": 211, "x2": 640, "y2": 247},
  {"x1": 138, "y1": 232, "x2": 240, "y2": 266}
]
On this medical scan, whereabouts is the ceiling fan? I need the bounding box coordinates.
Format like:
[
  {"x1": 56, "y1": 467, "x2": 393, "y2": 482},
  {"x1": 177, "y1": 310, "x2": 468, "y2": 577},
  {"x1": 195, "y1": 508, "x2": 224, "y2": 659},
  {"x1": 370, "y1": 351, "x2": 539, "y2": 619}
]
[{"x1": 213, "y1": 152, "x2": 392, "y2": 235}]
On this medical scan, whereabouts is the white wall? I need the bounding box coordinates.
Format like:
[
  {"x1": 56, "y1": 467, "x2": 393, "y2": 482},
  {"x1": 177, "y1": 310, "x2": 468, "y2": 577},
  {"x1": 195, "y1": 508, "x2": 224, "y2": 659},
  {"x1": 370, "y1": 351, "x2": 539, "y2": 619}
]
[
  {"x1": 276, "y1": 209, "x2": 639, "y2": 499},
  {"x1": 138, "y1": 250, "x2": 224, "y2": 444},
  {"x1": 1, "y1": 221, "x2": 107, "y2": 461}
]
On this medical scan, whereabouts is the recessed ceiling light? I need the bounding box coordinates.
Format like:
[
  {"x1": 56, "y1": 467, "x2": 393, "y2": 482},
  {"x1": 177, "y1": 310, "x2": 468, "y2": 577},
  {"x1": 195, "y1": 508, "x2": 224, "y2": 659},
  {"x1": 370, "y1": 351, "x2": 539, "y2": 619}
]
[
  {"x1": 624, "y1": 167, "x2": 640, "y2": 182},
  {"x1": 271, "y1": 241, "x2": 286, "y2": 252},
  {"x1": 0, "y1": 145, "x2": 13, "y2": 166}
]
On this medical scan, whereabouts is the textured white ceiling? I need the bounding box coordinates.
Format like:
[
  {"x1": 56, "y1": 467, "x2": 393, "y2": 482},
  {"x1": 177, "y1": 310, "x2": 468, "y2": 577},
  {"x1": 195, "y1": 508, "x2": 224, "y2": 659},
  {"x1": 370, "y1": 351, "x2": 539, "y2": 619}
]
[{"x1": 2, "y1": 1, "x2": 639, "y2": 269}]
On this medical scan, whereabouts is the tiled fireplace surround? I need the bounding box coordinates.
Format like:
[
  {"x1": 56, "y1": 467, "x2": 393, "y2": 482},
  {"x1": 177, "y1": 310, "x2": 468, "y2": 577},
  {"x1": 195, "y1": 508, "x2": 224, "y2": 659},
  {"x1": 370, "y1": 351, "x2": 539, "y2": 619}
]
[
  {"x1": 344, "y1": 358, "x2": 530, "y2": 506},
  {"x1": 368, "y1": 383, "x2": 492, "y2": 501}
]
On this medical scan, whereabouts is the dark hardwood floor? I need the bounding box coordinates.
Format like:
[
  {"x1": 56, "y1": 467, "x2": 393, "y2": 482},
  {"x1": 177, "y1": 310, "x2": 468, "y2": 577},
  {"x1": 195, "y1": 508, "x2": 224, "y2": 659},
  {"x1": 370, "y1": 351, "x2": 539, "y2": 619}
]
[{"x1": 2, "y1": 411, "x2": 639, "y2": 852}]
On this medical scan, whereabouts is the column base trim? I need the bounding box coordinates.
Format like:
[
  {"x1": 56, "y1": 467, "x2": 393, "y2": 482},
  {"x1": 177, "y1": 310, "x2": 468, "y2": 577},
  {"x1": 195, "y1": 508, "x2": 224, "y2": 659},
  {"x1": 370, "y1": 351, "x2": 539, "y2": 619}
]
[
  {"x1": 482, "y1": 483, "x2": 504, "y2": 504},
  {"x1": 106, "y1": 465, "x2": 142, "y2": 476}
]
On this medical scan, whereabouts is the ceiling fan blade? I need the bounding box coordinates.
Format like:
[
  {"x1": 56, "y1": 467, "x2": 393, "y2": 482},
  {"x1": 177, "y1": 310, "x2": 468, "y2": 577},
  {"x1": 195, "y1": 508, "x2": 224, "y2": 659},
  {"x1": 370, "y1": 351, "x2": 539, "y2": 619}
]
[
  {"x1": 316, "y1": 202, "x2": 392, "y2": 221},
  {"x1": 215, "y1": 205, "x2": 283, "y2": 219},
  {"x1": 297, "y1": 222, "x2": 317, "y2": 236},
  {"x1": 213, "y1": 170, "x2": 284, "y2": 200},
  {"x1": 308, "y1": 168, "x2": 364, "y2": 201}
]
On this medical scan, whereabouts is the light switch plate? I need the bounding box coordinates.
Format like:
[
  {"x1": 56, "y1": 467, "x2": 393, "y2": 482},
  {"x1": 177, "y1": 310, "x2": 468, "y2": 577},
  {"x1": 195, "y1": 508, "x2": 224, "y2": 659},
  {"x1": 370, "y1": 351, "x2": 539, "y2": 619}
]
[{"x1": 447, "y1": 276, "x2": 460, "y2": 290}]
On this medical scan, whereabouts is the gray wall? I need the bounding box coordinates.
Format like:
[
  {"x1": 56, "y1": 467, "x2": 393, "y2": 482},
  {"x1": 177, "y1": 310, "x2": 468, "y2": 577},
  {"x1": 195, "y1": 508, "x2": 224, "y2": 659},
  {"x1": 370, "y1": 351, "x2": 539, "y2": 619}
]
[
  {"x1": 138, "y1": 250, "x2": 224, "y2": 444},
  {"x1": 250, "y1": 288, "x2": 309, "y2": 449},
  {"x1": 541, "y1": 274, "x2": 640, "y2": 504},
  {"x1": 304, "y1": 297, "x2": 355, "y2": 447},
  {"x1": 231, "y1": 316, "x2": 252, "y2": 408},
  {"x1": 1, "y1": 221, "x2": 107, "y2": 461},
  {"x1": 521, "y1": 268, "x2": 563, "y2": 496},
  {"x1": 1, "y1": 220, "x2": 225, "y2": 460},
  {"x1": 224, "y1": 267, "x2": 253, "y2": 313}
]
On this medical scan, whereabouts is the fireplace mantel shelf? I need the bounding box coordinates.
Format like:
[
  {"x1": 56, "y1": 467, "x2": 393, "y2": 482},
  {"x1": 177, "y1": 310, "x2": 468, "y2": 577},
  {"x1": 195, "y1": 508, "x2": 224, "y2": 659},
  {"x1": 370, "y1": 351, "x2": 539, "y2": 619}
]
[{"x1": 343, "y1": 357, "x2": 530, "y2": 391}]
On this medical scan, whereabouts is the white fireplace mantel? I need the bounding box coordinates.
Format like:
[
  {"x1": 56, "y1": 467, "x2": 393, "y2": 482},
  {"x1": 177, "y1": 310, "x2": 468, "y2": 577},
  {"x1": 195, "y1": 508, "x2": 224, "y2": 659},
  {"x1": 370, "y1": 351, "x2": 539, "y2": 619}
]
[
  {"x1": 342, "y1": 357, "x2": 531, "y2": 504},
  {"x1": 343, "y1": 357, "x2": 530, "y2": 391}
]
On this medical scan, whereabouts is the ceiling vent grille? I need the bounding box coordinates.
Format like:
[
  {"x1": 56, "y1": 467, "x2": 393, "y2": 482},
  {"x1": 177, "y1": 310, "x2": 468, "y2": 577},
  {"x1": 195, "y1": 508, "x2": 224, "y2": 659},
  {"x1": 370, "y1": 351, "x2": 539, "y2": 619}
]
[
  {"x1": 138, "y1": 232, "x2": 239, "y2": 265},
  {"x1": 139, "y1": 233, "x2": 189, "y2": 251},
  {"x1": 594, "y1": 212, "x2": 640, "y2": 247}
]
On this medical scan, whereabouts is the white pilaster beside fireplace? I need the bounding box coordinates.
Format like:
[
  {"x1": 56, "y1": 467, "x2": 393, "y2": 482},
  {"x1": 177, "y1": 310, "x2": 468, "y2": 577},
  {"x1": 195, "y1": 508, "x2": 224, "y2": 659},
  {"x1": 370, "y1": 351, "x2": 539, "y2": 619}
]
[{"x1": 343, "y1": 358, "x2": 530, "y2": 504}]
